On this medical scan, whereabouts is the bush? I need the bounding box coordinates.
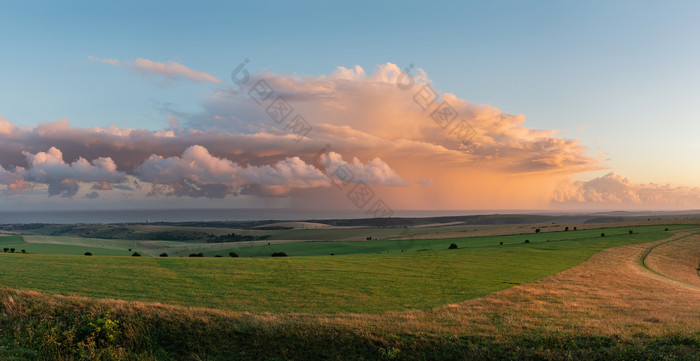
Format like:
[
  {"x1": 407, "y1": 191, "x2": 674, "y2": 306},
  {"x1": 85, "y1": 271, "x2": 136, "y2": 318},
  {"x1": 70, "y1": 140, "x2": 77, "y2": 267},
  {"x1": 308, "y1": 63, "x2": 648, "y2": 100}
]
[
  {"x1": 271, "y1": 252, "x2": 288, "y2": 257},
  {"x1": 629, "y1": 230, "x2": 634, "y2": 234},
  {"x1": 524, "y1": 239, "x2": 530, "y2": 244},
  {"x1": 215, "y1": 255, "x2": 223, "y2": 257},
  {"x1": 159, "y1": 253, "x2": 168, "y2": 257},
  {"x1": 132, "y1": 252, "x2": 141, "y2": 257},
  {"x1": 228, "y1": 251, "x2": 239, "y2": 257},
  {"x1": 448, "y1": 243, "x2": 458, "y2": 249},
  {"x1": 499, "y1": 242, "x2": 503, "y2": 245},
  {"x1": 665, "y1": 228, "x2": 669, "y2": 231},
  {"x1": 601, "y1": 233, "x2": 605, "y2": 237},
  {"x1": 84, "y1": 252, "x2": 92, "y2": 256},
  {"x1": 189, "y1": 253, "x2": 204, "y2": 257}
]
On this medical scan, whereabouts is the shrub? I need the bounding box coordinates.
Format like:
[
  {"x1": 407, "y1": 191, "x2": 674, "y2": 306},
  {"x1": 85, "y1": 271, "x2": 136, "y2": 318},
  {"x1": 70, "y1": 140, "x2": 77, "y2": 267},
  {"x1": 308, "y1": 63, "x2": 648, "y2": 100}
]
[
  {"x1": 228, "y1": 251, "x2": 239, "y2": 257},
  {"x1": 271, "y1": 252, "x2": 288, "y2": 257},
  {"x1": 535, "y1": 228, "x2": 540, "y2": 234},
  {"x1": 499, "y1": 242, "x2": 503, "y2": 245},
  {"x1": 524, "y1": 239, "x2": 530, "y2": 244},
  {"x1": 215, "y1": 255, "x2": 223, "y2": 257},
  {"x1": 159, "y1": 253, "x2": 168, "y2": 257},
  {"x1": 665, "y1": 228, "x2": 669, "y2": 231},
  {"x1": 330, "y1": 253, "x2": 335, "y2": 255},
  {"x1": 77, "y1": 315, "x2": 120, "y2": 347},
  {"x1": 132, "y1": 252, "x2": 141, "y2": 257},
  {"x1": 448, "y1": 243, "x2": 458, "y2": 249},
  {"x1": 128, "y1": 248, "x2": 131, "y2": 252},
  {"x1": 601, "y1": 233, "x2": 605, "y2": 237},
  {"x1": 189, "y1": 253, "x2": 204, "y2": 257},
  {"x1": 629, "y1": 230, "x2": 634, "y2": 234},
  {"x1": 84, "y1": 252, "x2": 92, "y2": 256}
]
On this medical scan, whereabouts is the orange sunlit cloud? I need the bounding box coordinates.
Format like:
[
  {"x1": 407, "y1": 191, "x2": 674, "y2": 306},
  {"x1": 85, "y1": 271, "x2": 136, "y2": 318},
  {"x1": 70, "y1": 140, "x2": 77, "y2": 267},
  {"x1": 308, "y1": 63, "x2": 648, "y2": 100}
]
[{"x1": 1, "y1": 63, "x2": 699, "y2": 210}]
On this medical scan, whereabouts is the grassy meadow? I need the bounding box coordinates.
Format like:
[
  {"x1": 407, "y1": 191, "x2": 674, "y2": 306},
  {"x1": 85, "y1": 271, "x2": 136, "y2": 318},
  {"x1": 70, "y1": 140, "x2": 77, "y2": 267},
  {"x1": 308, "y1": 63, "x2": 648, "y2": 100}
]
[
  {"x1": 0, "y1": 223, "x2": 698, "y2": 360},
  {"x1": 0, "y1": 225, "x2": 685, "y2": 313}
]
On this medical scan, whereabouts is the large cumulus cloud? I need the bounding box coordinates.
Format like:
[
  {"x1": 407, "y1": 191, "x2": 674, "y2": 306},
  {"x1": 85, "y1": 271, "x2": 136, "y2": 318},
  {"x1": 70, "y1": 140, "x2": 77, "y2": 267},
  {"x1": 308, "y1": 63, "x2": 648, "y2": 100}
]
[
  {"x1": 3, "y1": 147, "x2": 127, "y2": 197},
  {"x1": 1, "y1": 62, "x2": 663, "y2": 208},
  {"x1": 552, "y1": 172, "x2": 700, "y2": 208}
]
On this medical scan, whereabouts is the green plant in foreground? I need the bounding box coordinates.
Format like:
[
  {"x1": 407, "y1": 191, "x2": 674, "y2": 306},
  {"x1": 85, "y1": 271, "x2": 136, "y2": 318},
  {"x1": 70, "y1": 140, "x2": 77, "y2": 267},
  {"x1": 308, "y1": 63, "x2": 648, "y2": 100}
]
[{"x1": 78, "y1": 316, "x2": 120, "y2": 347}]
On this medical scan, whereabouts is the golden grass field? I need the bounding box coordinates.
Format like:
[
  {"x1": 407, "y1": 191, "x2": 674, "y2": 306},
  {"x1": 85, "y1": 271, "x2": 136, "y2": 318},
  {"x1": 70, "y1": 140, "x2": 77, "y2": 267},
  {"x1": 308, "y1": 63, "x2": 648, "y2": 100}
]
[{"x1": 1, "y1": 220, "x2": 699, "y2": 360}]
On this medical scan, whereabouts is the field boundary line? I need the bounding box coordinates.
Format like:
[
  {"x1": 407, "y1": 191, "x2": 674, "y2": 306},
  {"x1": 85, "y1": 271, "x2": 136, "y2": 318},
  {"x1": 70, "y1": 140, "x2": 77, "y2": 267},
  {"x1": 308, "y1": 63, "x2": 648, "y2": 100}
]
[{"x1": 637, "y1": 228, "x2": 700, "y2": 290}]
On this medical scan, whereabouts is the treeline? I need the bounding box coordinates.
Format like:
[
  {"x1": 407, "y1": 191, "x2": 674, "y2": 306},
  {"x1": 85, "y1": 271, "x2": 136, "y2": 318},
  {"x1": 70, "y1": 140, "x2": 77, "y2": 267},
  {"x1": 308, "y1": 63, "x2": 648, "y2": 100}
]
[
  {"x1": 79, "y1": 227, "x2": 270, "y2": 243},
  {"x1": 206, "y1": 233, "x2": 271, "y2": 243}
]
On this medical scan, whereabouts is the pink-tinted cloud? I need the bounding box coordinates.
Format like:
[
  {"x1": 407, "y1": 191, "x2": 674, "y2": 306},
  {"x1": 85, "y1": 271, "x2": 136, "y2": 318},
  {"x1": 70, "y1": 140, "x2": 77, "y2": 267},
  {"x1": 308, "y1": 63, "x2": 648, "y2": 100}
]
[
  {"x1": 552, "y1": 172, "x2": 700, "y2": 208},
  {"x1": 321, "y1": 152, "x2": 408, "y2": 187},
  {"x1": 3, "y1": 62, "x2": 696, "y2": 209},
  {"x1": 89, "y1": 56, "x2": 221, "y2": 84},
  {"x1": 20, "y1": 147, "x2": 126, "y2": 197},
  {"x1": 133, "y1": 145, "x2": 403, "y2": 198}
]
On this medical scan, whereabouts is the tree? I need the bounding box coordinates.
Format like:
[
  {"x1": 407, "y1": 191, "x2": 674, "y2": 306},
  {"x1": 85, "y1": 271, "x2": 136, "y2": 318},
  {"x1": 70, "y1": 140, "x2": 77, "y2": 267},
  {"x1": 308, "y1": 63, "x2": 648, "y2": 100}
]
[
  {"x1": 9, "y1": 248, "x2": 14, "y2": 253},
  {"x1": 535, "y1": 228, "x2": 541, "y2": 234},
  {"x1": 565, "y1": 226, "x2": 569, "y2": 231},
  {"x1": 601, "y1": 233, "x2": 605, "y2": 237},
  {"x1": 2, "y1": 248, "x2": 7, "y2": 252},
  {"x1": 629, "y1": 230, "x2": 634, "y2": 234},
  {"x1": 524, "y1": 239, "x2": 530, "y2": 244},
  {"x1": 448, "y1": 243, "x2": 458, "y2": 249},
  {"x1": 573, "y1": 227, "x2": 577, "y2": 231},
  {"x1": 21, "y1": 249, "x2": 26, "y2": 254}
]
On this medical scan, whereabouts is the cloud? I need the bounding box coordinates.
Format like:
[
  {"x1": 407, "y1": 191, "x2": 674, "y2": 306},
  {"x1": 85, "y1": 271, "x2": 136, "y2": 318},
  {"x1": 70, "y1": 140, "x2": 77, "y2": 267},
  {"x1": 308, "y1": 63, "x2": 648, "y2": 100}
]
[
  {"x1": 321, "y1": 152, "x2": 407, "y2": 187},
  {"x1": 89, "y1": 56, "x2": 221, "y2": 84},
  {"x1": 552, "y1": 172, "x2": 700, "y2": 207},
  {"x1": 85, "y1": 191, "x2": 100, "y2": 199},
  {"x1": 19, "y1": 147, "x2": 126, "y2": 197},
  {"x1": 0, "y1": 116, "x2": 16, "y2": 135},
  {"x1": 8, "y1": 61, "x2": 682, "y2": 209},
  {"x1": 134, "y1": 145, "x2": 330, "y2": 198},
  {"x1": 0, "y1": 165, "x2": 29, "y2": 195}
]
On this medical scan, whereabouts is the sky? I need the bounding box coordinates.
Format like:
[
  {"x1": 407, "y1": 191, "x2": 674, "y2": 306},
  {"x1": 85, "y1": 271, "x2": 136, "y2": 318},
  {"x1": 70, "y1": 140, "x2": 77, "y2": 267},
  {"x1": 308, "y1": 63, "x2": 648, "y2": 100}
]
[{"x1": 1, "y1": 0, "x2": 700, "y2": 212}]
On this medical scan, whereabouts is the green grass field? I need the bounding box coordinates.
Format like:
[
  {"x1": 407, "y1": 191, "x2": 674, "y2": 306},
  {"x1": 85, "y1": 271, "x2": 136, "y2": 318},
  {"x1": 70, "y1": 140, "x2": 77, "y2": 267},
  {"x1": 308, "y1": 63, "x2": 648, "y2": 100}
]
[{"x1": 0, "y1": 226, "x2": 679, "y2": 313}]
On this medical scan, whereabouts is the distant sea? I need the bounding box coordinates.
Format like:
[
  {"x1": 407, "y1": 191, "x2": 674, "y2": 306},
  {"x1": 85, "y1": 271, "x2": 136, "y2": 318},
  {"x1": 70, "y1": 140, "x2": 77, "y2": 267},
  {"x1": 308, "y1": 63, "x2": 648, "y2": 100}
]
[{"x1": 0, "y1": 209, "x2": 535, "y2": 224}]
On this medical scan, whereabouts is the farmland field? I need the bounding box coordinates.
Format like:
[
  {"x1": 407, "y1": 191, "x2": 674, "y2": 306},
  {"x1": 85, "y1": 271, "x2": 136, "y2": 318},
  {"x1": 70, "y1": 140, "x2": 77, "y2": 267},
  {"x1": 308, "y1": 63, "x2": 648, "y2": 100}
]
[
  {"x1": 0, "y1": 221, "x2": 699, "y2": 360},
  {"x1": 0, "y1": 225, "x2": 689, "y2": 313}
]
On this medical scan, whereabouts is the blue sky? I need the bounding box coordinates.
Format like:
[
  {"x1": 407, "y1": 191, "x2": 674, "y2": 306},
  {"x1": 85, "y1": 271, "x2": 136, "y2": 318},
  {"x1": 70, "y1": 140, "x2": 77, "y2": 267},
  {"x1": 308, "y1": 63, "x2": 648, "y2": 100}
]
[{"x1": 1, "y1": 1, "x2": 699, "y2": 211}]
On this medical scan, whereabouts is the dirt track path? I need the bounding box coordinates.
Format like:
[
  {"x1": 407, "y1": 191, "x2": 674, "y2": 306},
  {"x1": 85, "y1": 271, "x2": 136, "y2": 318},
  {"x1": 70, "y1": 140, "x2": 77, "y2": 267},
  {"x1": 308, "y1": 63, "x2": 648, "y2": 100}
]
[
  {"x1": 642, "y1": 231, "x2": 700, "y2": 288},
  {"x1": 387, "y1": 228, "x2": 700, "y2": 337}
]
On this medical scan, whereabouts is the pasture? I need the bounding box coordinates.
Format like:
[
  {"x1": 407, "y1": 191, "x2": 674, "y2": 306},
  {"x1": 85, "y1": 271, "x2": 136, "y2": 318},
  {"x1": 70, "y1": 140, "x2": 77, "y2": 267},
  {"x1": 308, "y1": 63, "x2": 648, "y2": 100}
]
[{"x1": 0, "y1": 225, "x2": 682, "y2": 313}]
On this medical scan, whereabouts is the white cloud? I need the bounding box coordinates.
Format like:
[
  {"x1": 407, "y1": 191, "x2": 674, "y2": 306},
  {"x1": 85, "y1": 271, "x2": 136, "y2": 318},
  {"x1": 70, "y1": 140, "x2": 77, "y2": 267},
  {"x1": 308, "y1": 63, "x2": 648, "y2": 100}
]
[{"x1": 90, "y1": 56, "x2": 221, "y2": 84}]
